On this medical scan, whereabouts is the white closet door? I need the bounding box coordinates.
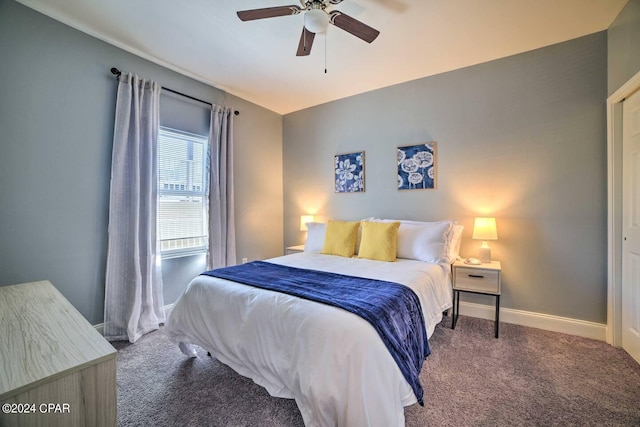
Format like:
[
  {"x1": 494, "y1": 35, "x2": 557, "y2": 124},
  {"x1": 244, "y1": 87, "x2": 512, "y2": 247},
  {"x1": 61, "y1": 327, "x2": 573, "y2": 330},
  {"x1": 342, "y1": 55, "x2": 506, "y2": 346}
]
[{"x1": 622, "y1": 87, "x2": 640, "y2": 364}]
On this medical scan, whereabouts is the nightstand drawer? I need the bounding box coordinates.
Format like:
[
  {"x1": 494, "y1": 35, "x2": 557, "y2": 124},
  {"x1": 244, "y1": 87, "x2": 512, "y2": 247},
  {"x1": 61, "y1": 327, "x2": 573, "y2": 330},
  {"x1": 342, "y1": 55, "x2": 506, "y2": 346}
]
[{"x1": 454, "y1": 267, "x2": 500, "y2": 294}]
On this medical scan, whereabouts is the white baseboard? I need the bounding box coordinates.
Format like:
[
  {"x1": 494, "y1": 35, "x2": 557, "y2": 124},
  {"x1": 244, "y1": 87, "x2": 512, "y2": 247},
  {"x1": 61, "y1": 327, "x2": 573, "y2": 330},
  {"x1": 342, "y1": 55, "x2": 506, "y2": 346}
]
[
  {"x1": 95, "y1": 302, "x2": 606, "y2": 342},
  {"x1": 163, "y1": 303, "x2": 175, "y2": 319},
  {"x1": 458, "y1": 301, "x2": 607, "y2": 341},
  {"x1": 94, "y1": 303, "x2": 176, "y2": 336}
]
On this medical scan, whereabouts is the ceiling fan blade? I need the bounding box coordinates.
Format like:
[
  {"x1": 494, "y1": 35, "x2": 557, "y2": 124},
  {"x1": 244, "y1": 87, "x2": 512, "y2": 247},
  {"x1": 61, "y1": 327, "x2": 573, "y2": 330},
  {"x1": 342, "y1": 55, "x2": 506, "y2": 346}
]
[
  {"x1": 329, "y1": 11, "x2": 380, "y2": 43},
  {"x1": 237, "y1": 6, "x2": 302, "y2": 22},
  {"x1": 296, "y1": 27, "x2": 316, "y2": 56}
]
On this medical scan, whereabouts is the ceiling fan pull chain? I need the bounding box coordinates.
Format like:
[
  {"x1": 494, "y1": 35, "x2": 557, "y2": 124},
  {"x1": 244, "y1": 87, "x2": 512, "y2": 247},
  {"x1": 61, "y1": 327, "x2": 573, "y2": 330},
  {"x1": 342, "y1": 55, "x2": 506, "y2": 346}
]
[{"x1": 325, "y1": 30, "x2": 328, "y2": 73}]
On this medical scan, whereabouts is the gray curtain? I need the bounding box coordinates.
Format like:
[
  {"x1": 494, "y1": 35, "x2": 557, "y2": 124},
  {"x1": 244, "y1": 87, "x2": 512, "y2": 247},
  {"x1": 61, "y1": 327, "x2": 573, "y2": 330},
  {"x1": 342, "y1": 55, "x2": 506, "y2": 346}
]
[
  {"x1": 207, "y1": 105, "x2": 236, "y2": 269},
  {"x1": 104, "y1": 72, "x2": 165, "y2": 343}
]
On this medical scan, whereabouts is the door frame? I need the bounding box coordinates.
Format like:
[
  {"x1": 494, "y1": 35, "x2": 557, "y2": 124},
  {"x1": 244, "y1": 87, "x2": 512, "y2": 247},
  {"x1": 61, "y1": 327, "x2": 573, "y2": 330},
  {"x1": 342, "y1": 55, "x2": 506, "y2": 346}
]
[{"x1": 607, "y1": 70, "x2": 640, "y2": 346}]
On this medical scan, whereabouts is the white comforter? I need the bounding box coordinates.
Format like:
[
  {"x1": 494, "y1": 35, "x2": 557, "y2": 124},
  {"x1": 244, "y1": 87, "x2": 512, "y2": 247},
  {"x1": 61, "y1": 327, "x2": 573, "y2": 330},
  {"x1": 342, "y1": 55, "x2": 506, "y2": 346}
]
[{"x1": 165, "y1": 252, "x2": 453, "y2": 427}]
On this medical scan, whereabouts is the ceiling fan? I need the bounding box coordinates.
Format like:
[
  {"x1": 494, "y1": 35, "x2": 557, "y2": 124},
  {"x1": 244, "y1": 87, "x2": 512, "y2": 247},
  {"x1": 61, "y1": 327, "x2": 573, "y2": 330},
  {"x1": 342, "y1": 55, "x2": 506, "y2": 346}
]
[{"x1": 237, "y1": 0, "x2": 380, "y2": 57}]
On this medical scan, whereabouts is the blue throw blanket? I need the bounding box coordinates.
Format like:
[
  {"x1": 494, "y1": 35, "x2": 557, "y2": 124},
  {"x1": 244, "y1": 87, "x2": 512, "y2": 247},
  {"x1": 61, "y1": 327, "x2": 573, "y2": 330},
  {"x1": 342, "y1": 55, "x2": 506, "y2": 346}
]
[{"x1": 201, "y1": 261, "x2": 430, "y2": 405}]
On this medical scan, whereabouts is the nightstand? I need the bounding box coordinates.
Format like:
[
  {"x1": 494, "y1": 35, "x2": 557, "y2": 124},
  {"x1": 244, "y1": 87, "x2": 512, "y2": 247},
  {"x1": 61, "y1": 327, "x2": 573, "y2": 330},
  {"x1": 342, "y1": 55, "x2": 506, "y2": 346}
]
[
  {"x1": 451, "y1": 260, "x2": 502, "y2": 338},
  {"x1": 285, "y1": 245, "x2": 305, "y2": 255}
]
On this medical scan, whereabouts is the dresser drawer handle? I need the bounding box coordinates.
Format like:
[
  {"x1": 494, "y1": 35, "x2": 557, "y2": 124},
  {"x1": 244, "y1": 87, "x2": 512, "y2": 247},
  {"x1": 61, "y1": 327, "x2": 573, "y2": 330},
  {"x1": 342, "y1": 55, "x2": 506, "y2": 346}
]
[{"x1": 468, "y1": 274, "x2": 485, "y2": 279}]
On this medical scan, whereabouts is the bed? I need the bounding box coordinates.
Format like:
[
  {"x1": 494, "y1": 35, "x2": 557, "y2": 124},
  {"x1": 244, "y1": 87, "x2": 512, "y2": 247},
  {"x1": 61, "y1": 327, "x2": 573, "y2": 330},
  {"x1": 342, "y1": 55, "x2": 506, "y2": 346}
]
[{"x1": 165, "y1": 219, "x2": 461, "y2": 426}]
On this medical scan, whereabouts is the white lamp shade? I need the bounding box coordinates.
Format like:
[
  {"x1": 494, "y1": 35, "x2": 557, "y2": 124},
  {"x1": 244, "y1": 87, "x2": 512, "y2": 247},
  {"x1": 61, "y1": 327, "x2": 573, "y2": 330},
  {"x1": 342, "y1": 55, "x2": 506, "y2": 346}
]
[
  {"x1": 304, "y1": 9, "x2": 329, "y2": 33},
  {"x1": 300, "y1": 215, "x2": 315, "y2": 231},
  {"x1": 472, "y1": 217, "x2": 498, "y2": 241}
]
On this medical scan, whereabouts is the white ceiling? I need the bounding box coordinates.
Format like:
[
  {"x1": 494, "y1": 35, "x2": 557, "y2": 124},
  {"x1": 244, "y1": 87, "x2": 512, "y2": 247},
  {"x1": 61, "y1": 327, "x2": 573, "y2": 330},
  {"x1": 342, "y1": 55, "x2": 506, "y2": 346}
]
[{"x1": 17, "y1": 0, "x2": 627, "y2": 114}]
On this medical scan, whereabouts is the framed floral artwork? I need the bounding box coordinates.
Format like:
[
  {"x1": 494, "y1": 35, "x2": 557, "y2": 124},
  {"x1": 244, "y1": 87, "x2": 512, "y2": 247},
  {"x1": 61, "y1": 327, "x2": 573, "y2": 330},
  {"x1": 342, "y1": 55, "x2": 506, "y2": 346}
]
[
  {"x1": 397, "y1": 143, "x2": 437, "y2": 190},
  {"x1": 335, "y1": 151, "x2": 365, "y2": 193}
]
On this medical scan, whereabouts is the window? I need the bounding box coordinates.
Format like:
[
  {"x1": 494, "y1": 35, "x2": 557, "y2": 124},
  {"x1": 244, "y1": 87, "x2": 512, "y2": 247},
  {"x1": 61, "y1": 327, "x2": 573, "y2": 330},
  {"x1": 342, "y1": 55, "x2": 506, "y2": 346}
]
[{"x1": 157, "y1": 127, "x2": 208, "y2": 258}]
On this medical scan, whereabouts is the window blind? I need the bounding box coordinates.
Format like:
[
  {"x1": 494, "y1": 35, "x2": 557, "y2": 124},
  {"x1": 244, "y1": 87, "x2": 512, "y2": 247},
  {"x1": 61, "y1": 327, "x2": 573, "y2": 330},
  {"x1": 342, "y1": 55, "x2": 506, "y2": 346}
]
[{"x1": 157, "y1": 127, "x2": 208, "y2": 257}]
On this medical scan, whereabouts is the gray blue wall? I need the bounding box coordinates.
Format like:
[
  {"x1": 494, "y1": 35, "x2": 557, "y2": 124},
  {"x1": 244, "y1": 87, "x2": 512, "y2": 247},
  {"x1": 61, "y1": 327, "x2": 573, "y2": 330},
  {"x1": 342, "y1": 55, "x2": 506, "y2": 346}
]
[
  {"x1": 283, "y1": 32, "x2": 608, "y2": 323},
  {"x1": 2, "y1": 0, "x2": 635, "y2": 327},
  {"x1": 608, "y1": 0, "x2": 640, "y2": 95},
  {"x1": 0, "y1": 0, "x2": 284, "y2": 324}
]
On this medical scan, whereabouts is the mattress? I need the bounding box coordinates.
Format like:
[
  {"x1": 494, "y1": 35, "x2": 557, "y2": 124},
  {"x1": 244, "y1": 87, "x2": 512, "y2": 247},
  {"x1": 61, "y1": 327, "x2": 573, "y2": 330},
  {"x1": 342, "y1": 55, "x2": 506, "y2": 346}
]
[{"x1": 165, "y1": 252, "x2": 453, "y2": 426}]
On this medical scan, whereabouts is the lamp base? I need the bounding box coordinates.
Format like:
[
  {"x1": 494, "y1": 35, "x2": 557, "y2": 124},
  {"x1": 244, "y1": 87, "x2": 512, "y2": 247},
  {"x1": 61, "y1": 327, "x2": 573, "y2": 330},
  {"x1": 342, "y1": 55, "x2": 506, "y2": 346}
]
[{"x1": 478, "y1": 241, "x2": 492, "y2": 263}]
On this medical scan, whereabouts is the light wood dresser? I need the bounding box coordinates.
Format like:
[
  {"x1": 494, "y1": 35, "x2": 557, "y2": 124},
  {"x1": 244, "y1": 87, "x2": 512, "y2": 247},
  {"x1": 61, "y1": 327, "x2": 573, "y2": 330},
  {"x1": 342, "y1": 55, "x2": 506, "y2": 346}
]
[{"x1": 0, "y1": 280, "x2": 116, "y2": 426}]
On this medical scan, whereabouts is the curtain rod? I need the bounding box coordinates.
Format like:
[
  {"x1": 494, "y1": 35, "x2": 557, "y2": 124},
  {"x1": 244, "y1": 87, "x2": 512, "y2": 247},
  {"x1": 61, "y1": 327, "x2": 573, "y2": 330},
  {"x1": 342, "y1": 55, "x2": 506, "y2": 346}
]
[{"x1": 110, "y1": 67, "x2": 239, "y2": 116}]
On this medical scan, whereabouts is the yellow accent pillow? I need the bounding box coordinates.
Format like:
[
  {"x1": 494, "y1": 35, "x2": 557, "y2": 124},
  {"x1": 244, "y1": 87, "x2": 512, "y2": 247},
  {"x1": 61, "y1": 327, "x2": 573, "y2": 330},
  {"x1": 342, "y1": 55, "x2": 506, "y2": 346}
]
[
  {"x1": 321, "y1": 220, "x2": 361, "y2": 257},
  {"x1": 358, "y1": 221, "x2": 400, "y2": 262}
]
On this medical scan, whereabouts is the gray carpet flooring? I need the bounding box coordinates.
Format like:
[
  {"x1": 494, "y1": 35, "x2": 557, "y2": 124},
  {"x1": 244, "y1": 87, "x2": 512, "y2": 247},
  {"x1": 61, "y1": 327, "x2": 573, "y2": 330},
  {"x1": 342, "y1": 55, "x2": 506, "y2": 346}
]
[{"x1": 113, "y1": 316, "x2": 640, "y2": 426}]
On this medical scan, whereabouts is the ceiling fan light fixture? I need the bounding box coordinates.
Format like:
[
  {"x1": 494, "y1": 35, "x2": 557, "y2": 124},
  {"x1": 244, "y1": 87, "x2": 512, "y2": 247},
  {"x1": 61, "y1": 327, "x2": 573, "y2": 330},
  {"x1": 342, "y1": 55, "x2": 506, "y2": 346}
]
[{"x1": 304, "y1": 9, "x2": 329, "y2": 34}]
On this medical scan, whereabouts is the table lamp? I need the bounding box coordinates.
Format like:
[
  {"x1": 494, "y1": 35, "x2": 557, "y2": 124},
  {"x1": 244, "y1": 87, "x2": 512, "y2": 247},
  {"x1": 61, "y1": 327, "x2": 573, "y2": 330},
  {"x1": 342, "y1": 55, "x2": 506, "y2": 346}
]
[{"x1": 472, "y1": 217, "x2": 498, "y2": 263}]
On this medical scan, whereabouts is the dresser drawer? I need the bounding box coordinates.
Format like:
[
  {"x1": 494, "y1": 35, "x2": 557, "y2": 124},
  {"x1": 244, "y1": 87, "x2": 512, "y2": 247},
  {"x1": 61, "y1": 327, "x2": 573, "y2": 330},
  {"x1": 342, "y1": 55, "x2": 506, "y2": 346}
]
[{"x1": 454, "y1": 267, "x2": 500, "y2": 294}]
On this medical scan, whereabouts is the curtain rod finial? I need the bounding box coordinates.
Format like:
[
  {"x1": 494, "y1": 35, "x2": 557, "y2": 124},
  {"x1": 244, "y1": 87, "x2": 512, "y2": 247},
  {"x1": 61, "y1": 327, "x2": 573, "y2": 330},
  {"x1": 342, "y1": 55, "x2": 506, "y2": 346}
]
[{"x1": 110, "y1": 67, "x2": 121, "y2": 76}]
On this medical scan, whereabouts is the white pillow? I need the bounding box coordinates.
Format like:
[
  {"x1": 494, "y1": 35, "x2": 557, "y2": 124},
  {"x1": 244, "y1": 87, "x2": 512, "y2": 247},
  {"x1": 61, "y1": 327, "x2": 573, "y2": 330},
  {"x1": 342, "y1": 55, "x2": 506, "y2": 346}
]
[
  {"x1": 379, "y1": 219, "x2": 455, "y2": 263},
  {"x1": 449, "y1": 224, "x2": 464, "y2": 261},
  {"x1": 397, "y1": 222, "x2": 452, "y2": 263},
  {"x1": 304, "y1": 222, "x2": 326, "y2": 252}
]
